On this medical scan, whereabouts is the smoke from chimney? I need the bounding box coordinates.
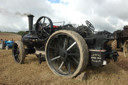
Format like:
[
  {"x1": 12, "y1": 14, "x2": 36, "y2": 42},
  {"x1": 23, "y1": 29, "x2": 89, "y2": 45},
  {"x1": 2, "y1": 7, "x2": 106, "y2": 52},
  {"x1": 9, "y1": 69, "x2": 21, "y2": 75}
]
[
  {"x1": 15, "y1": 12, "x2": 31, "y2": 17},
  {"x1": 0, "y1": 7, "x2": 30, "y2": 17}
]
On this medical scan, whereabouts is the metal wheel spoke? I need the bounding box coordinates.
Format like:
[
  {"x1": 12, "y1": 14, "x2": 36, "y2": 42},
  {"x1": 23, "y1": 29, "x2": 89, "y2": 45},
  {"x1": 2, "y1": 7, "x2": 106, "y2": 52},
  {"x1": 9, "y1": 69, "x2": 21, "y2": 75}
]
[
  {"x1": 68, "y1": 53, "x2": 79, "y2": 56},
  {"x1": 71, "y1": 57, "x2": 79, "y2": 64},
  {"x1": 68, "y1": 61, "x2": 71, "y2": 73},
  {"x1": 43, "y1": 29, "x2": 49, "y2": 35},
  {"x1": 63, "y1": 38, "x2": 67, "y2": 50},
  {"x1": 46, "y1": 24, "x2": 50, "y2": 27},
  {"x1": 66, "y1": 42, "x2": 76, "y2": 51},
  {"x1": 42, "y1": 17, "x2": 45, "y2": 24},
  {"x1": 58, "y1": 61, "x2": 64, "y2": 70},
  {"x1": 51, "y1": 56, "x2": 60, "y2": 61}
]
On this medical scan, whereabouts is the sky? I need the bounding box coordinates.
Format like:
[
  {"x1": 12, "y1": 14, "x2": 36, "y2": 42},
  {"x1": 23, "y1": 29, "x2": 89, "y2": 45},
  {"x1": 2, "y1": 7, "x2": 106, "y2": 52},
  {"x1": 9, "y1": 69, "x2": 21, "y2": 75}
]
[{"x1": 0, "y1": 0, "x2": 128, "y2": 32}]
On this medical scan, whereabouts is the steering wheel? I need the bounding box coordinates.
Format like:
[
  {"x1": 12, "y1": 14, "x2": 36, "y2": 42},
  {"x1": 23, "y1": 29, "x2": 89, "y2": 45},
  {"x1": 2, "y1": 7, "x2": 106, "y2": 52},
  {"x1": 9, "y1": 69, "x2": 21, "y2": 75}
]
[
  {"x1": 85, "y1": 20, "x2": 95, "y2": 33},
  {"x1": 35, "y1": 16, "x2": 53, "y2": 41}
]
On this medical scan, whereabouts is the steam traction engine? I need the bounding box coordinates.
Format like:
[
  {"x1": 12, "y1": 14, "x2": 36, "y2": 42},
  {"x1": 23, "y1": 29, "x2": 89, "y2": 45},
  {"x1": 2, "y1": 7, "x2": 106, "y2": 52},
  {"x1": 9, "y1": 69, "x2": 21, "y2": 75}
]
[
  {"x1": 112, "y1": 25, "x2": 128, "y2": 57},
  {"x1": 12, "y1": 15, "x2": 118, "y2": 78}
]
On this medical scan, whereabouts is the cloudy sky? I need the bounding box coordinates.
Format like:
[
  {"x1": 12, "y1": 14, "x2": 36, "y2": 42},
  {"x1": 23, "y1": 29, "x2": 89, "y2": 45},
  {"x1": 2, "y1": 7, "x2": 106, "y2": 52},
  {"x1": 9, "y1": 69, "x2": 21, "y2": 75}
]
[{"x1": 0, "y1": 0, "x2": 128, "y2": 32}]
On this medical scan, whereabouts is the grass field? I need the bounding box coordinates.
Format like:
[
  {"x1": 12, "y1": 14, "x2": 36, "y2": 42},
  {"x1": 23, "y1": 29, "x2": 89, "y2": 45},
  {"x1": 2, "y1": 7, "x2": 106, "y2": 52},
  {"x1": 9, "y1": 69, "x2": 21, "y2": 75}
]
[
  {"x1": 0, "y1": 33, "x2": 21, "y2": 41},
  {"x1": 0, "y1": 33, "x2": 128, "y2": 85}
]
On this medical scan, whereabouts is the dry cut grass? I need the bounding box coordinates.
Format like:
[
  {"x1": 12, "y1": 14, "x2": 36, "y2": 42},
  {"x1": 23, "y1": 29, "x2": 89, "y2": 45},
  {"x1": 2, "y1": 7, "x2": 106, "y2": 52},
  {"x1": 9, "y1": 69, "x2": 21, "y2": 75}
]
[
  {"x1": 0, "y1": 50, "x2": 128, "y2": 85},
  {"x1": 0, "y1": 33, "x2": 128, "y2": 85}
]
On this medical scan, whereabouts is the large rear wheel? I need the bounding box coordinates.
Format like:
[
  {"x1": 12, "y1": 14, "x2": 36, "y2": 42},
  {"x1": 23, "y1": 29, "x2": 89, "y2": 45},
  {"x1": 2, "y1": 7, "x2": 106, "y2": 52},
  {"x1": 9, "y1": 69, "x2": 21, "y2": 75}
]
[
  {"x1": 123, "y1": 40, "x2": 128, "y2": 57},
  {"x1": 45, "y1": 30, "x2": 89, "y2": 78},
  {"x1": 12, "y1": 41, "x2": 25, "y2": 64}
]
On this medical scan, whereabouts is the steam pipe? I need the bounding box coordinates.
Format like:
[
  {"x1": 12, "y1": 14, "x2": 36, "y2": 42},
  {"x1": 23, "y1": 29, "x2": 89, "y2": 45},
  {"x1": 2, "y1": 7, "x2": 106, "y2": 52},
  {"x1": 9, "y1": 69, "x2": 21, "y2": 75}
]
[{"x1": 28, "y1": 14, "x2": 34, "y2": 34}]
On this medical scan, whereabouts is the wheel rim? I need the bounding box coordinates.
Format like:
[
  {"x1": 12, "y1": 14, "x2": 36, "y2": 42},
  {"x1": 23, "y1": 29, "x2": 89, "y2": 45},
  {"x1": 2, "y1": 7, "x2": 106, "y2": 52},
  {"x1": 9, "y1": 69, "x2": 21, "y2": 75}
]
[
  {"x1": 46, "y1": 33, "x2": 80, "y2": 76},
  {"x1": 13, "y1": 43, "x2": 21, "y2": 63},
  {"x1": 124, "y1": 41, "x2": 128, "y2": 57}
]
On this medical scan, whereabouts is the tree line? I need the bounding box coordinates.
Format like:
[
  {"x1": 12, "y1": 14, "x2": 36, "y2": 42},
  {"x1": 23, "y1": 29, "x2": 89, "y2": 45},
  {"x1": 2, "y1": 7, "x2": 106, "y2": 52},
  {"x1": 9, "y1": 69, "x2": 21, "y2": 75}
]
[{"x1": 0, "y1": 31, "x2": 25, "y2": 36}]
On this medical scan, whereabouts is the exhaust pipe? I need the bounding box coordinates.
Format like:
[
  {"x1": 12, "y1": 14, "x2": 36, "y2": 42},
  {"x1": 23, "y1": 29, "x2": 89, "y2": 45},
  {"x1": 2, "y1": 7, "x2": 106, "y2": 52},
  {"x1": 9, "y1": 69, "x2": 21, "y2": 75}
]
[{"x1": 28, "y1": 14, "x2": 34, "y2": 34}]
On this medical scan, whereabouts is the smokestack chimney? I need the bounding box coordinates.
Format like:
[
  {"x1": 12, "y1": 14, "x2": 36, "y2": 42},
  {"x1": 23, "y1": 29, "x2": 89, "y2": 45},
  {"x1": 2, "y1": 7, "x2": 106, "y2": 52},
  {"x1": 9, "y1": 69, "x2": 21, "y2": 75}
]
[{"x1": 28, "y1": 14, "x2": 34, "y2": 34}]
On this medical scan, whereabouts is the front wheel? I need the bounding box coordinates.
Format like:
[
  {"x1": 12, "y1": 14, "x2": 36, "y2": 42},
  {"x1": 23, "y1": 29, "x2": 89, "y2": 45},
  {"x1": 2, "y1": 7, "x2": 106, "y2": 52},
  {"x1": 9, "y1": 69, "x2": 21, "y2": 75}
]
[
  {"x1": 12, "y1": 41, "x2": 26, "y2": 64},
  {"x1": 45, "y1": 30, "x2": 89, "y2": 78},
  {"x1": 123, "y1": 40, "x2": 128, "y2": 57},
  {"x1": 111, "y1": 40, "x2": 117, "y2": 50}
]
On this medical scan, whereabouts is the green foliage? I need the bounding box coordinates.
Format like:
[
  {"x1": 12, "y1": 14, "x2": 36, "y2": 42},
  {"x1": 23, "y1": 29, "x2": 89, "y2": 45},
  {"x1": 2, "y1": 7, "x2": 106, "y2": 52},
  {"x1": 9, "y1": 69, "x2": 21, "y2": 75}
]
[
  {"x1": 0, "y1": 31, "x2": 16, "y2": 34},
  {"x1": 18, "y1": 31, "x2": 25, "y2": 36},
  {"x1": 0, "y1": 31, "x2": 26, "y2": 36}
]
